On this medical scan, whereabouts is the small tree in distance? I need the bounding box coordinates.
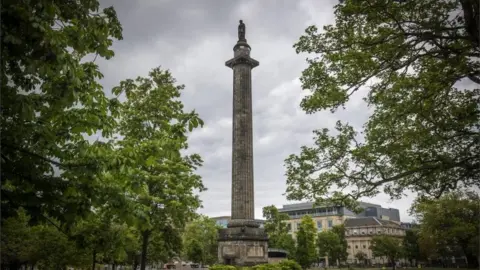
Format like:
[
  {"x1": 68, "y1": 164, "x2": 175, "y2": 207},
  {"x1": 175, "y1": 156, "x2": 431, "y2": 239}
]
[
  {"x1": 355, "y1": 251, "x2": 367, "y2": 267},
  {"x1": 317, "y1": 230, "x2": 342, "y2": 267},
  {"x1": 262, "y1": 205, "x2": 296, "y2": 258},
  {"x1": 295, "y1": 215, "x2": 317, "y2": 269},
  {"x1": 370, "y1": 236, "x2": 403, "y2": 270}
]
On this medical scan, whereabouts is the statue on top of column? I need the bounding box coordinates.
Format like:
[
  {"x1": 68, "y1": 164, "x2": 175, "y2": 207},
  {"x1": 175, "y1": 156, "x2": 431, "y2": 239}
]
[{"x1": 238, "y1": 20, "x2": 246, "y2": 41}]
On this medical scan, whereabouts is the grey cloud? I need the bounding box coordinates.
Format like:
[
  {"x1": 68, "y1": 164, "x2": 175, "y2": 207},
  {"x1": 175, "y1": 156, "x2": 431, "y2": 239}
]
[{"x1": 97, "y1": 0, "x2": 415, "y2": 221}]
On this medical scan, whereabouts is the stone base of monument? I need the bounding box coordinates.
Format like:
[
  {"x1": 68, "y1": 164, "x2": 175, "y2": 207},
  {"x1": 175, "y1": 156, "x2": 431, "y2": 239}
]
[{"x1": 217, "y1": 220, "x2": 269, "y2": 266}]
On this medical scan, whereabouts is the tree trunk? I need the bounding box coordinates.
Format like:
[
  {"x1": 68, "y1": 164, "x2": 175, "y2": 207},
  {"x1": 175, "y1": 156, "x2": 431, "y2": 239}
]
[
  {"x1": 92, "y1": 250, "x2": 97, "y2": 270},
  {"x1": 391, "y1": 258, "x2": 396, "y2": 270},
  {"x1": 140, "y1": 230, "x2": 151, "y2": 270},
  {"x1": 9, "y1": 261, "x2": 20, "y2": 270}
]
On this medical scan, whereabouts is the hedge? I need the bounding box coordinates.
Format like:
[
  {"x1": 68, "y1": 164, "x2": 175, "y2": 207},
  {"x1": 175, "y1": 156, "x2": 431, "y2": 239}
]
[{"x1": 210, "y1": 260, "x2": 302, "y2": 270}]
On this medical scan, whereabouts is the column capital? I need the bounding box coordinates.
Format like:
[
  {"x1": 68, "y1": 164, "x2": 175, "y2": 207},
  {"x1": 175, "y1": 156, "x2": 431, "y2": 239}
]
[{"x1": 225, "y1": 55, "x2": 259, "y2": 69}]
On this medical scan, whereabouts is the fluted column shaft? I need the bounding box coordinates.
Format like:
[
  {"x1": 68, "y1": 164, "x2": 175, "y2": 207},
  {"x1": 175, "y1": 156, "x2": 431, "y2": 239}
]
[{"x1": 231, "y1": 63, "x2": 254, "y2": 220}]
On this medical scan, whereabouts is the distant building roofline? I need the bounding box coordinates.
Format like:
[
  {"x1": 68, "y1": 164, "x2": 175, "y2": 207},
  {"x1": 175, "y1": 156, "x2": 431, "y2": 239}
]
[{"x1": 279, "y1": 201, "x2": 383, "y2": 211}]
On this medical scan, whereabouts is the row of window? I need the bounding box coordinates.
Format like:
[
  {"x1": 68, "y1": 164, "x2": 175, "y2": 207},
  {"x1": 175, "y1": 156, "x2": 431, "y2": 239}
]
[
  {"x1": 285, "y1": 207, "x2": 340, "y2": 218},
  {"x1": 346, "y1": 228, "x2": 403, "y2": 235},
  {"x1": 287, "y1": 219, "x2": 335, "y2": 231},
  {"x1": 348, "y1": 244, "x2": 367, "y2": 249}
]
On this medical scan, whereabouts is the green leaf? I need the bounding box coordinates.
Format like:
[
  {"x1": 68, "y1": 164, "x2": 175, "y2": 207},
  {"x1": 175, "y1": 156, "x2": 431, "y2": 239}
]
[{"x1": 145, "y1": 156, "x2": 157, "y2": 167}]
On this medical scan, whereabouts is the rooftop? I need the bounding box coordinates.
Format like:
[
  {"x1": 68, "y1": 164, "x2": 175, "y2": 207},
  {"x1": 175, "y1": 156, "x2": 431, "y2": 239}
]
[
  {"x1": 344, "y1": 217, "x2": 402, "y2": 228},
  {"x1": 279, "y1": 201, "x2": 382, "y2": 211}
]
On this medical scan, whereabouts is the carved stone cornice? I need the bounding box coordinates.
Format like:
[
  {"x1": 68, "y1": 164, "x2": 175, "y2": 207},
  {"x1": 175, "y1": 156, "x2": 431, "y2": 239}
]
[{"x1": 225, "y1": 55, "x2": 259, "y2": 69}]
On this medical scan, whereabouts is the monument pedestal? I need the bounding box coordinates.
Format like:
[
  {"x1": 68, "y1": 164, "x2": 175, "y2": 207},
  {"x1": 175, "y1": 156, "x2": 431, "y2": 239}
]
[{"x1": 218, "y1": 221, "x2": 269, "y2": 266}]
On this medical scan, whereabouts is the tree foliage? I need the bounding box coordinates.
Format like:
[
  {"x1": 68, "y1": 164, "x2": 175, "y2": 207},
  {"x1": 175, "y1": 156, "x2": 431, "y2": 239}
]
[
  {"x1": 295, "y1": 215, "x2": 317, "y2": 269},
  {"x1": 110, "y1": 67, "x2": 205, "y2": 270},
  {"x1": 1, "y1": 0, "x2": 206, "y2": 269},
  {"x1": 354, "y1": 251, "x2": 367, "y2": 265},
  {"x1": 1, "y1": 0, "x2": 123, "y2": 225},
  {"x1": 183, "y1": 215, "x2": 219, "y2": 265},
  {"x1": 331, "y1": 224, "x2": 348, "y2": 262},
  {"x1": 1, "y1": 208, "x2": 90, "y2": 270},
  {"x1": 412, "y1": 191, "x2": 479, "y2": 268},
  {"x1": 403, "y1": 229, "x2": 421, "y2": 266},
  {"x1": 262, "y1": 205, "x2": 296, "y2": 257},
  {"x1": 317, "y1": 230, "x2": 342, "y2": 264},
  {"x1": 370, "y1": 236, "x2": 404, "y2": 269},
  {"x1": 285, "y1": 0, "x2": 480, "y2": 209}
]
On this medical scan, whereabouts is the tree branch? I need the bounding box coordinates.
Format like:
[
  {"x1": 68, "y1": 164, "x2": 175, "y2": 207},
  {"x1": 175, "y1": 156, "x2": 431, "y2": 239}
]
[{"x1": 2, "y1": 143, "x2": 92, "y2": 168}]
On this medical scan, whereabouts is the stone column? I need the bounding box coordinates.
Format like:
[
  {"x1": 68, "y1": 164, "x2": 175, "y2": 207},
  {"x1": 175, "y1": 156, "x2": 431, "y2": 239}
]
[
  {"x1": 218, "y1": 20, "x2": 268, "y2": 267},
  {"x1": 229, "y1": 46, "x2": 258, "y2": 221}
]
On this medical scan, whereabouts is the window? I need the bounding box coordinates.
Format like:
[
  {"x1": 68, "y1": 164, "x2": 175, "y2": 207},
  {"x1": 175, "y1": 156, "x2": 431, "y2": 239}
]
[
  {"x1": 287, "y1": 223, "x2": 292, "y2": 231},
  {"x1": 328, "y1": 220, "x2": 333, "y2": 228},
  {"x1": 355, "y1": 245, "x2": 358, "y2": 249},
  {"x1": 361, "y1": 231, "x2": 365, "y2": 235},
  {"x1": 348, "y1": 245, "x2": 351, "y2": 249},
  {"x1": 363, "y1": 245, "x2": 366, "y2": 249},
  {"x1": 317, "y1": 221, "x2": 323, "y2": 231}
]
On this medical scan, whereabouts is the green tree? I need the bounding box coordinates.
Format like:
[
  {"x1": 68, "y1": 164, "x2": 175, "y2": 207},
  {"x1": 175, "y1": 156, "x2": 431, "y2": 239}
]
[
  {"x1": 262, "y1": 205, "x2": 296, "y2": 257},
  {"x1": 331, "y1": 224, "x2": 348, "y2": 263},
  {"x1": 412, "y1": 191, "x2": 479, "y2": 268},
  {"x1": 370, "y1": 236, "x2": 403, "y2": 270},
  {"x1": 317, "y1": 230, "x2": 342, "y2": 266},
  {"x1": 284, "y1": 0, "x2": 480, "y2": 210},
  {"x1": 1, "y1": 208, "x2": 90, "y2": 270},
  {"x1": 72, "y1": 211, "x2": 131, "y2": 270},
  {"x1": 295, "y1": 215, "x2": 317, "y2": 269},
  {"x1": 1, "y1": 0, "x2": 123, "y2": 226},
  {"x1": 110, "y1": 67, "x2": 205, "y2": 270},
  {"x1": 403, "y1": 229, "x2": 420, "y2": 266},
  {"x1": 355, "y1": 251, "x2": 367, "y2": 266},
  {"x1": 183, "y1": 215, "x2": 219, "y2": 265},
  {"x1": 277, "y1": 234, "x2": 297, "y2": 260},
  {"x1": 1, "y1": 208, "x2": 35, "y2": 269}
]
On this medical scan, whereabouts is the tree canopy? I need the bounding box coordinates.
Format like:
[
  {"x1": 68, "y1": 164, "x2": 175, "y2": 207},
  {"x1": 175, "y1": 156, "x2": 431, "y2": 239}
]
[
  {"x1": 1, "y1": 0, "x2": 123, "y2": 224},
  {"x1": 412, "y1": 191, "x2": 479, "y2": 268},
  {"x1": 370, "y1": 235, "x2": 404, "y2": 269},
  {"x1": 262, "y1": 205, "x2": 296, "y2": 257},
  {"x1": 295, "y1": 215, "x2": 317, "y2": 269},
  {"x1": 316, "y1": 230, "x2": 342, "y2": 265},
  {"x1": 182, "y1": 215, "x2": 219, "y2": 266},
  {"x1": 1, "y1": 1, "x2": 206, "y2": 269},
  {"x1": 285, "y1": 0, "x2": 480, "y2": 209},
  {"x1": 331, "y1": 224, "x2": 348, "y2": 263}
]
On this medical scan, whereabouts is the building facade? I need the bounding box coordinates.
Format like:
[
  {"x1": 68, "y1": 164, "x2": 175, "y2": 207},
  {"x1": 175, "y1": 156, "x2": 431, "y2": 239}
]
[
  {"x1": 277, "y1": 201, "x2": 401, "y2": 237},
  {"x1": 344, "y1": 217, "x2": 406, "y2": 265},
  {"x1": 211, "y1": 216, "x2": 265, "y2": 229}
]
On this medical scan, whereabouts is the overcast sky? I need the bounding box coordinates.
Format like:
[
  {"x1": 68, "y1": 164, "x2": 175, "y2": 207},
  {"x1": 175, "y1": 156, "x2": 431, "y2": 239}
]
[{"x1": 97, "y1": 0, "x2": 415, "y2": 222}]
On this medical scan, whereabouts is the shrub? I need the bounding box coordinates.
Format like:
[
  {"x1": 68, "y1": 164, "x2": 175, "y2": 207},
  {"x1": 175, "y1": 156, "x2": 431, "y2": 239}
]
[
  {"x1": 252, "y1": 263, "x2": 279, "y2": 270},
  {"x1": 211, "y1": 260, "x2": 301, "y2": 270},
  {"x1": 210, "y1": 265, "x2": 238, "y2": 270},
  {"x1": 278, "y1": 260, "x2": 302, "y2": 270}
]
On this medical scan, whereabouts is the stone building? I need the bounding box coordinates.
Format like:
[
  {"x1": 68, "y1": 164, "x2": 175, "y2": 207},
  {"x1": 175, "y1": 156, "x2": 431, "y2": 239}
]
[
  {"x1": 344, "y1": 217, "x2": 406, "y2": 265},
  {"x1": 278, "y1": 201, "x2": 401, "y2": 238}
]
